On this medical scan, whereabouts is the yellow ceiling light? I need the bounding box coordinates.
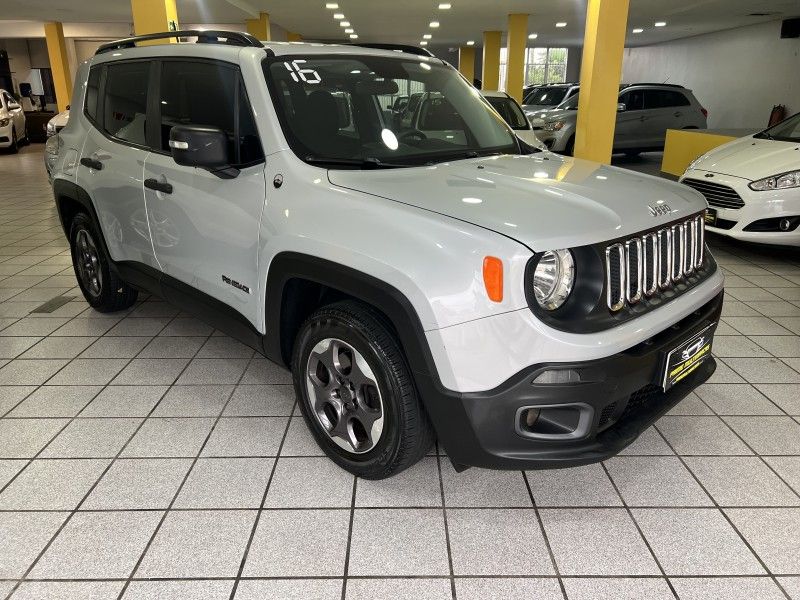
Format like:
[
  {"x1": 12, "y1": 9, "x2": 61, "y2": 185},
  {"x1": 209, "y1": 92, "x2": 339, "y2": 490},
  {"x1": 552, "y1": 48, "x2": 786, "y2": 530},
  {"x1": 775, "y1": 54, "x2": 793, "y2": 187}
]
[
  {"x1": 632, "y1": 27, "x2": 644, "y2": 33},
  {"x1": 555, "y1": 22, "x2": 567, "y2": 27},
  {"x1": 528, "y1": 33, "x2": 538, "y2": 39},
  {"x1": 333, "y1": 13, "x2": 344, "y2": 19},
  {"x1": 654, "y1": 21, "x2": 667, "y2": 27},
  {"x1": 350, "y1": 33, "x2": 358, "y2": 38},
  {"x1": 345, "y1": 28, "x2": 354, "y2": 33},
  {"x1": 423, "y1": 33, "x2": 432, "y2": 39},
  {"x1": 466, "y1": 40, "x2": 475, "y2": 45},
  {"x1": 420, "y1": 40, "x2": 428, "y2": 46}
]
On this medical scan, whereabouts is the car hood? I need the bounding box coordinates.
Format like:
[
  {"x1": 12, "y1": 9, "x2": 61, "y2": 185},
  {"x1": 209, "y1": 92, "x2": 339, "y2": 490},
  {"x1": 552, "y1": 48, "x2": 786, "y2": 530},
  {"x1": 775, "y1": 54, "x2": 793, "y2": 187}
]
[
  {"x1": 328, "y1": 153, "x2": 706, "y2": 251},
  {"x1": 523, "y1": 106, "x2": 572, "y2": 126},
  {"x1": 690, "y1": 135, "x2": 800, "y2": 181}
]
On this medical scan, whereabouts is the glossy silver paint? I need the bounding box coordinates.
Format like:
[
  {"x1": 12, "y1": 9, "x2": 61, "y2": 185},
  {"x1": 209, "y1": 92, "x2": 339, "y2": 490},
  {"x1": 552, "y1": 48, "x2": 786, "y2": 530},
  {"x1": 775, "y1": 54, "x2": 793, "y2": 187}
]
[{"x1": 54, "y1": 42, "x2": 718, "y2": 395}]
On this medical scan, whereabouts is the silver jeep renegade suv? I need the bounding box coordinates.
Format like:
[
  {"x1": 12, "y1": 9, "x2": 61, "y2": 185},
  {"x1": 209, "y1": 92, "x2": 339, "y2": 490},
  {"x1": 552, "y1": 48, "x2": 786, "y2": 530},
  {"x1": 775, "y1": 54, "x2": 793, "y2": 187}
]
[{"x1": 49, "y1": 31, "x2": 724, "y2": 479}]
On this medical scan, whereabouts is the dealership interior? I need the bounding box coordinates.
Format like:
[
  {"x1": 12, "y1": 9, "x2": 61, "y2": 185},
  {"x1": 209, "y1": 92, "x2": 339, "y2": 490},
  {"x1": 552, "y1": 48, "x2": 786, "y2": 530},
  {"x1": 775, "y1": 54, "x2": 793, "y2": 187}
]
[{"x1": 1, "y1": 0, "x2": 800, "y2": 599}]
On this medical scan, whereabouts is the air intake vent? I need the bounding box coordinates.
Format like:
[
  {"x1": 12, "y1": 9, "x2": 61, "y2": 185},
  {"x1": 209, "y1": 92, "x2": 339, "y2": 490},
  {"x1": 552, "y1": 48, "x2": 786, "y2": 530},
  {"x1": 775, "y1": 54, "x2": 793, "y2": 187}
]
[
  {"x1": 682, "y1": 178, "x2": 745, "y2": 209},
  {"x1": 605, "y1": 215, "x2": 705, "y2": 312}
]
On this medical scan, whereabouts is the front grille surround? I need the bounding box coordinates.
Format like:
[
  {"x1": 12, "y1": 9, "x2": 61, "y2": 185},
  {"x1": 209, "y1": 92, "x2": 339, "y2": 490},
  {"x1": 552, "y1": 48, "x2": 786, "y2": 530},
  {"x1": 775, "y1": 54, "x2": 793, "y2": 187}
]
[
  {"x1": 605, "y1": 215, "x2": 706, "y2": 312},
  {"x1": 682, "y1": 178, "x2": 745, "y2": 210}
]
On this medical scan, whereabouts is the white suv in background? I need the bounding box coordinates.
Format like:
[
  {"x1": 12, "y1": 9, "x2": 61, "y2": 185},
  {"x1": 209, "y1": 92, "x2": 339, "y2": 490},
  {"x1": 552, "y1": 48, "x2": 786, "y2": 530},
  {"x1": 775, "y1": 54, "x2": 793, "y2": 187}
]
[
  {"x1": 681, "y1": 111, "x2": 800, "y2": 246},
  {"x1": 49, "y1": 31, "x2": 724, "y2": 479},
  {"x1": 0, "y1": 89, "x2": 27, "y2": 152}
]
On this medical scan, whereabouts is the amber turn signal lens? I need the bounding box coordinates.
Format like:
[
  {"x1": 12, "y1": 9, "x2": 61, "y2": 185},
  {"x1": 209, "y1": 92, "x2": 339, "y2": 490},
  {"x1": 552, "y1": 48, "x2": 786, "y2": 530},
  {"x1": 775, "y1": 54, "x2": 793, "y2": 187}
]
[{"x1": 483, "y1": 256, "x2": 503, "y2": 302}]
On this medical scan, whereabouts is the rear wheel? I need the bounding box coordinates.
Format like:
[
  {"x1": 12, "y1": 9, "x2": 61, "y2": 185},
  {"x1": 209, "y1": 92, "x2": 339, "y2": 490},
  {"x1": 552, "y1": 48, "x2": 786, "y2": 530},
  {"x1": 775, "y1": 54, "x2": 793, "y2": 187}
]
[
  {"x1": 292, "y1": 300, "x2": 435, "y2": 479},
  {"x1": 69, "y1": 213, "x2": 138, "y2": 312},
  {"x1": 7, "y1": 127, "x2": 18, "y2": 153}
]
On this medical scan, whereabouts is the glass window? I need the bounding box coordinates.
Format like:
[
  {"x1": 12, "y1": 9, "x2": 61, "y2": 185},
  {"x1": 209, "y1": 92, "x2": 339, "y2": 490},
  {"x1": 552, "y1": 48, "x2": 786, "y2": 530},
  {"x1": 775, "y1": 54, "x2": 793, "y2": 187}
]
[
  {"x1": 84, "y1": 66, "x2": 101, "y2": 123},
  {"x1": 524, "y1": 86, "x2": 569, "y2": 107},
  {"x1": 102, "y1": 61, "x2": 150, "y2": 146},
  {"x1": 264, "y1": 55, "x2": 518, "y2": 167},
  {"x1": 647, "y1": 89, "x2": 690, "y2": 108},
  {"x1": 524, "y1": 47, "x2": 569, "y2": 87},
  {"x1": 485, "y1": 95, "x2": 529, "y2": 130},
  {"x1": 159, "y1": 60, "x2": 262, "y2": 166},
  {"x1": 757, "y1": 111, "x2": 800, "y2": 142},
  {"x1": 619, "y1": 89, "x2": 644, "y2": 111}
]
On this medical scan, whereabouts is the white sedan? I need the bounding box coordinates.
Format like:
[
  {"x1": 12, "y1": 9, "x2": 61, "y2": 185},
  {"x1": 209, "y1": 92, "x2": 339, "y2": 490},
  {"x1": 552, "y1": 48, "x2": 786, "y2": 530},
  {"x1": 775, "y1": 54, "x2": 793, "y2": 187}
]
[
  {"x1": 481, "y1": 91, "x2": 547, "y2": 151},
  {"x1": 0, "y1": 89, "x2": 27, "y2": 152},
  {"x1": 680, "y1": 112, "x2": 800, "y2": 246}
]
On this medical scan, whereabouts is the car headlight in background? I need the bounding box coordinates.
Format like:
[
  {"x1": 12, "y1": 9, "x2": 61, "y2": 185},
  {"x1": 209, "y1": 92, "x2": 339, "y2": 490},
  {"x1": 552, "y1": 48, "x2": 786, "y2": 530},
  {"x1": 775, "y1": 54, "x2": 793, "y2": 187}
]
[
  {"x1": 0, "y1": 118, "x2": 10, "y2": 127},
  {"x1": 543, "y1": 120, "x2": 565, "y2": 132},
  {"x1": 532, "y1": 249, "x2": 575, "y2": 310},
  {"x1": 749, "y1": 170, "x2": 800, "y2": 191}
]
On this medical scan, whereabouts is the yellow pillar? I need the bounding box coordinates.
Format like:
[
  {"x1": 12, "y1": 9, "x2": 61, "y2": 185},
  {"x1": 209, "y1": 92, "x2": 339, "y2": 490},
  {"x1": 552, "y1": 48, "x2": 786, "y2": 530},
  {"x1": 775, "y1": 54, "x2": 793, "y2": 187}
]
[
  {"x1": 43, "y1": 22, "x2": 72, "y2": 113},
  {"x1": 287, "y1": 32, "x2": 303, "y2": 42},
  {"x1": 245, "y1": 12, "x2": 270, "y2": 40},
  {"x1": 482, "y1": 31, "x2": 502, "y2": 91},
  {"x1": 458, "y1": 46, "x2": 475, "y2": 83},
  {"x1": 131, "y1": 0, "x2": 179, "y2": 42},
  {"x1": 573, "y1": 0, "x2": 630, "y2": 163},
  {"x1": 505, "y1": 14, "x2": 528, "y2": 102}
]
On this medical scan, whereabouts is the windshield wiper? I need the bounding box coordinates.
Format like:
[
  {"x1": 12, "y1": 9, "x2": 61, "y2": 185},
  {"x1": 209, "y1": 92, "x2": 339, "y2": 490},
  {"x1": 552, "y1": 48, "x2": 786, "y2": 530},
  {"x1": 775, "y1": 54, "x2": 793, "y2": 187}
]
[{"x1": 304, "y1": 156, "x2": 409, "y2": 169}]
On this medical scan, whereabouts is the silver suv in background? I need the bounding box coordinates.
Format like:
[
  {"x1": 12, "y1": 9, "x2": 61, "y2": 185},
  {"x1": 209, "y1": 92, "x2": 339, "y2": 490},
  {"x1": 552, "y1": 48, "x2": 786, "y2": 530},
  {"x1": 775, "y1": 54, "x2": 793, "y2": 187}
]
[{"x1": 537, "y1": 83, "x2": 708, "y2": 156}]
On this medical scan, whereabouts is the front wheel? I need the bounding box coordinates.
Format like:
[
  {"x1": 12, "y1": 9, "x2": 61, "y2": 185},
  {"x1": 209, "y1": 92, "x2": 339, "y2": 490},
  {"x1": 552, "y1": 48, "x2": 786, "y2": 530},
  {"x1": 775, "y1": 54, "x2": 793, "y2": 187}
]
[
  {"x1": 7, "y1": 127, "x2": 18, "y2": 153},
  {"x1": 69, "y1": 213, "x2": 138, "y2": 312},
  {"x1": 292, "y1": 300, "x2": 435, "y2": 479}
]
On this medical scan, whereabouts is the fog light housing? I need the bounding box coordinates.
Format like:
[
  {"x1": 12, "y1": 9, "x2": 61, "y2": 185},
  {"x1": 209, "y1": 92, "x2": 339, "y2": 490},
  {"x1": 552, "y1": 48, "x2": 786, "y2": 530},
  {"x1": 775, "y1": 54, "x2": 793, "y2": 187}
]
[{"x1": 532, "y1": 368, "x2": 581, "y2": 385}]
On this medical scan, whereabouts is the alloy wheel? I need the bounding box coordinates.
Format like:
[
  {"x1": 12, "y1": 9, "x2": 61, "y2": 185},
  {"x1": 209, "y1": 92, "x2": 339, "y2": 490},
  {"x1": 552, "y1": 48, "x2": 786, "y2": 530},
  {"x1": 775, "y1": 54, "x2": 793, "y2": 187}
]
[
  {"x1": 305, "y1": 337, "x2": 385, "y2": 454},
  {"x1": 75, "y1": 229, "x2": 103, "y2": 298}
]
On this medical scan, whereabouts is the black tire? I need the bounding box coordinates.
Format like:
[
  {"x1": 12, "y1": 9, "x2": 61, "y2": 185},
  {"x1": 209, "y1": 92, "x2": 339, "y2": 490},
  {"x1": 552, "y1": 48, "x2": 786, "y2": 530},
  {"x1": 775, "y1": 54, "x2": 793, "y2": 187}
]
[
  {"x1": 564, "y1": 135, "x2": 575, "y2": 156},
  {"x1": 292, "y1": 300, "x2": 435, "y2": 479},
  {"x1": 69, "y1": 213, "x2": 138, "y2": 312},
  {"x1": 8, "y1": 127, "x2": 18, "y2": 153}
]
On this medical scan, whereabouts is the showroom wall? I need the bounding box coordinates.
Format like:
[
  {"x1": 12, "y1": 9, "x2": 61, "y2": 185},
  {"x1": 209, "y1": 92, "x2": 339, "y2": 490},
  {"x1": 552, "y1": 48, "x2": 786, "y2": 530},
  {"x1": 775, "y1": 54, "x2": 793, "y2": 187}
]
[{"x1": 622, "y1": 19, "x2": 800, "y2": 129}]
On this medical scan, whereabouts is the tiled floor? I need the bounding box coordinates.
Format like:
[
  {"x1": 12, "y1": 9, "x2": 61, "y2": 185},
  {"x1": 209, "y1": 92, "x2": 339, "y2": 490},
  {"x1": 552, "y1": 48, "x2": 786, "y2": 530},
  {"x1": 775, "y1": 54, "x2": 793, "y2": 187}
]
[{"x1": 2, "y1": 145, "x2": 800, "y2": 600}]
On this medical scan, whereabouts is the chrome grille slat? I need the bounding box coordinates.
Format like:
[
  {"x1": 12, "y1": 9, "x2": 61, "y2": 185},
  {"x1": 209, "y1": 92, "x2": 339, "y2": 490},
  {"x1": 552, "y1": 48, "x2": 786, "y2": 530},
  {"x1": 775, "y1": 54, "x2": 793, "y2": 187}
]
[
  {"x1": 682, "y1": 178, "x2": 745, "y2": 209},
  {"x1": 606, "y1": 215, "x2": 706, "y2": 312}
]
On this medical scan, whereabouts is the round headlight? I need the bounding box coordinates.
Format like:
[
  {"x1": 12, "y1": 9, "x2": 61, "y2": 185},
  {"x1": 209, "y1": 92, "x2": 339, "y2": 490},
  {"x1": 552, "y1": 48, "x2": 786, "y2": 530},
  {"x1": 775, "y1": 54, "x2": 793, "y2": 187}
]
[{"x1": 532, "y1": 249, "x2": 575, "y2": 310}]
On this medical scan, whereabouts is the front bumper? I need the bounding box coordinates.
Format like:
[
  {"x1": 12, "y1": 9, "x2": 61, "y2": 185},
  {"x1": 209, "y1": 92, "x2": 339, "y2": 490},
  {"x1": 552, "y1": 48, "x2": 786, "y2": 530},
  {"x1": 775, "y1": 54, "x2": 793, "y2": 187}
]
[
  {"x1": 682, "y1": 169, "x2": 800, "y2": 246},
  {"x1": 0, "y1": 123, "x2": 12, "y2": 147},
  {"x1": 423, "y1": 290, "x2": 723, "y2": 470}
]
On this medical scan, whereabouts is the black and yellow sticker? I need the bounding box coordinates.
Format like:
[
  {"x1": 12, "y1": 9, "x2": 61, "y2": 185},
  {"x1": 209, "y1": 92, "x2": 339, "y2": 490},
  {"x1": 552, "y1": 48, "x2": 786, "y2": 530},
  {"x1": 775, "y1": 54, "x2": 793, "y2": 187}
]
[{"x1": 662, "y1": 325, "x2": 715, "y2": 391}]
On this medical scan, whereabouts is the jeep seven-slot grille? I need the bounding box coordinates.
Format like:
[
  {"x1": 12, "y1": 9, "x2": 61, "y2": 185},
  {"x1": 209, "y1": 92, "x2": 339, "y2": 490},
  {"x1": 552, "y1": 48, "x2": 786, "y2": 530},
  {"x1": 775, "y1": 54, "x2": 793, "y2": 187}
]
[
  {"x1": 605, "y1": 215, "x2": 705, "y2": 312},
  {"x1": 682, "y1": 178, "x2": 745, "y2": 210}
]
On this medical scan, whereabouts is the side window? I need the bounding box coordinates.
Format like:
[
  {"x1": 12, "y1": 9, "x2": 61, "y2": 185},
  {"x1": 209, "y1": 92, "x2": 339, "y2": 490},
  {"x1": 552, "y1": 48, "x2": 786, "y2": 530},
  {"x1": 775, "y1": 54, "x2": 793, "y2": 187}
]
[
  {"x1": 84, "y1": 66, "x2": 101, "y2": 123},
  {"x1": 661, "y1": 90, "x2": 691, "y2": 107},
  {"x1": 159, "y1": 60, "x2": 263, "y2": 166},
  {"x1": 620, "y1": 89, "x2": 644, "y2": 111},
  {"x1": 103, "y1": 62, "x2": 150, "y2": 146}
]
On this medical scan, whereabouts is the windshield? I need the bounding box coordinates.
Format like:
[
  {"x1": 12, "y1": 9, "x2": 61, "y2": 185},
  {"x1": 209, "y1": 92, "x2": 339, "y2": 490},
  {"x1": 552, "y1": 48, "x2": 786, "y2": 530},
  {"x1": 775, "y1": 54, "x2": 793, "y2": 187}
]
[
  {"x1": 485, "y1": 96, "x2": 529, "y2": 130},
  {"x1": 264, "y1": 55, "x2": 519, "y2": 167},
  {"x1": 756, "y1": 112, "x2": 800, "y2": 142},
  {"x1": 523, "y1": 87, "x2": 568, "y2": 107},
  {"x1": 560, "y1": 93, "x2": 580, "y2": 110}
]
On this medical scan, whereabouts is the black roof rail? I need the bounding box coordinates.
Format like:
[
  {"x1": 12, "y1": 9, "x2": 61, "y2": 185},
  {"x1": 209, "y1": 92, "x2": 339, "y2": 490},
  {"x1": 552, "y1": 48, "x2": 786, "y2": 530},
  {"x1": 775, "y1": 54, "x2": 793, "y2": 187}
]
[
  {"x1": 622, "y1": 82, "x2": 686, "y2": 89},
  {"x1": 95, "y1": 30, "x2": 263, "y2": 55},
  {"x1": 348, "y1": 42, "x2": 435, "y2": 58}
]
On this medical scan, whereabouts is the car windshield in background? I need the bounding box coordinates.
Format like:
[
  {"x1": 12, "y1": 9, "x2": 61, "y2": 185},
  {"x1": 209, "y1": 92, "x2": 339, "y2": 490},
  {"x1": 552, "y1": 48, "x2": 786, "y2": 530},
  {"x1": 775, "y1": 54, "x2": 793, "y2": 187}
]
[
  {"x1": 485, "y1": 96, "x2": 529, "y2": 130},
  {"x1": 523, "y1": 87, "x2": 568, "y2": 106},
  {"x1": 756, "y1": 112, "x2": 800, "y2": 142},
  {"x1": 264, "y1": 55, "x2": 519, "y2": 167}
]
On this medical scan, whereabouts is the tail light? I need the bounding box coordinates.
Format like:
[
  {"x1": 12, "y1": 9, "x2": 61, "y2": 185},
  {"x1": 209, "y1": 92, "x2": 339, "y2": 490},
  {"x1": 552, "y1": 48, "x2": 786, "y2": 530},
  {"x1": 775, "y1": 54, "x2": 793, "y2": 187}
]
[{"x1": 701, "y1": 107, "x2": 708, "y2": 118}]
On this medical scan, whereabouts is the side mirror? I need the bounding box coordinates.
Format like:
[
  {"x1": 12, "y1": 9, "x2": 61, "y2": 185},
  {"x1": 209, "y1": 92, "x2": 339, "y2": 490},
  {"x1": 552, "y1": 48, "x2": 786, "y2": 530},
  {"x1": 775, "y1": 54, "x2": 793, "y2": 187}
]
[
  {"x1": 617, "y1": 103, "x2": 626, "y2": 112},
  {"x1": 169, "y1": 125, "x2": 238, "y2": 179}
]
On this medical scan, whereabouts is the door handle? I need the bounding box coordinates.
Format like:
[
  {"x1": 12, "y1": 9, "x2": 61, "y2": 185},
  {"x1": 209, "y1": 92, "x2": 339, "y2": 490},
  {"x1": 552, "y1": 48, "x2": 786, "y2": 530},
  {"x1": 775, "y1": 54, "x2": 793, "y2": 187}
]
[
  {"x1": 144, "y1": 178, "x2": 173, "y2": 194},
  {"x1": 674, "y1": 111, "x2": 682, "y2": 117},
  {"x1": 79, "y1": 157, "x2": 103, "y2": 170}
]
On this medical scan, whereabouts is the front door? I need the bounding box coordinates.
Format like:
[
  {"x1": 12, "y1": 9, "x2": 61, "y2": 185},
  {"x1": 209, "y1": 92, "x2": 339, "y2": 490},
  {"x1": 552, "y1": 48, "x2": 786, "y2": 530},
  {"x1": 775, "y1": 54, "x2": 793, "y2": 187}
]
[
  {"x1": 614, "y1": 88, "x2": 647, "y2": 150},
  {"x1": 143, "y1": 59, "x2": 266, "y2": 324},
  {"x1": 76, "y1": 61, "x2": 159, "y2": 270}
]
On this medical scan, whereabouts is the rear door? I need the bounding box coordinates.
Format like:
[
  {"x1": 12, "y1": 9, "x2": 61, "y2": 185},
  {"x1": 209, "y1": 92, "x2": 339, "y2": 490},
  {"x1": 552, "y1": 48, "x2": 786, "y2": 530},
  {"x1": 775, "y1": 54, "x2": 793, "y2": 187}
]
[
  {"x1": 614, "y1": 88, "x2": 646, "y2": 149},
  {"x1": 643, "y1": 89, "x2": 691, "y2": 147},
  {"x1": 77, "y1": 61, "x2": 159, "y2": 269},
  {"x1": 142, "y1": 59, "x2": 266, "y2": 322}
]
